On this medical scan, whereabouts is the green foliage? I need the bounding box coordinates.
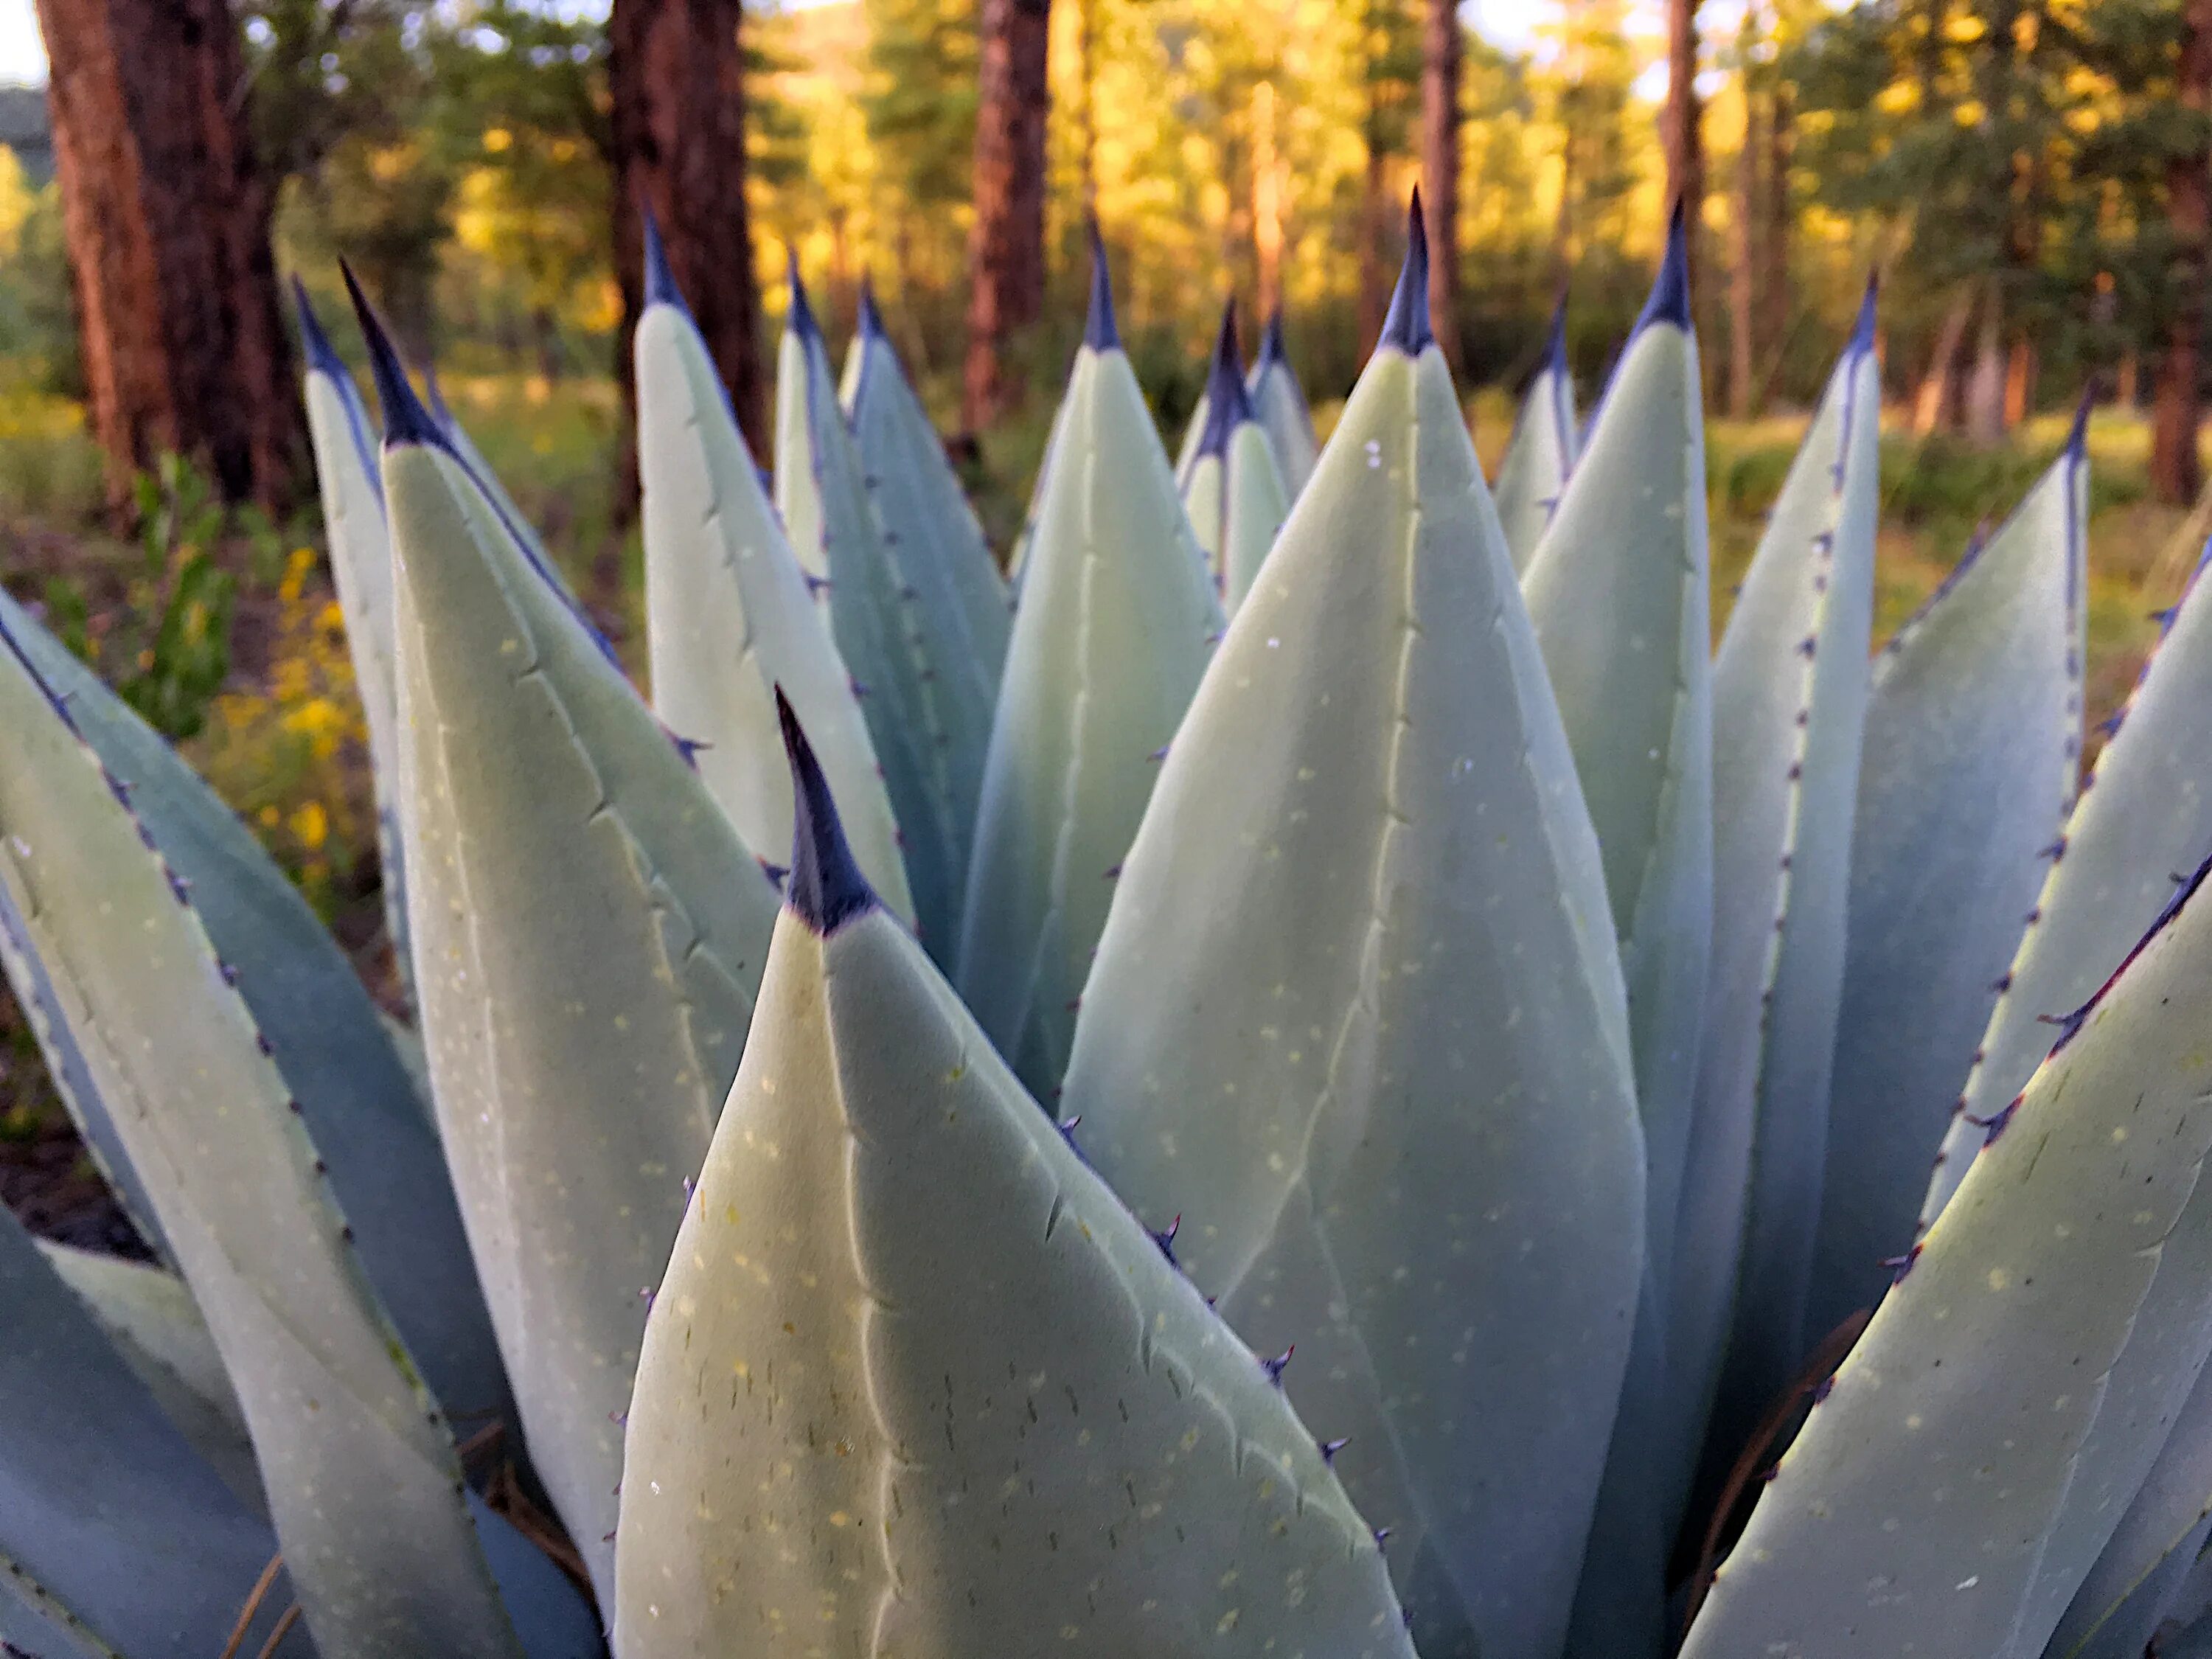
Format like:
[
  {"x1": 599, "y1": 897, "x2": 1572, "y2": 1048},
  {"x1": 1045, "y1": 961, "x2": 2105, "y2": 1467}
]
[{"x1": 44, "y1": 454, "x2": 240, "y2": 743}]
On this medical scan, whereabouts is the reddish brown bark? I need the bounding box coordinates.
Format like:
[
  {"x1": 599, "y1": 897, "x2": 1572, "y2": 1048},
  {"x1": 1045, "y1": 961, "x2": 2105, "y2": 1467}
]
[
  {"x1": 606, "y1": 0, "x2": 768, "y2": 455},
  {"x1": 2153, "y1": 0, "x2": 2212, "y2": 506},
  {"x1": 1420, "y1": 0, "x2": 1462, "y2": 370},
  {"x1": 963, "y1": 0, "x2": 1053, "y2": 433},
  {"x1": 1663, "y1": 0, "x2": 1705, "y2": 295},
  {"x1": 34, "y1": 0, "x2": 299, "y2": 512}
]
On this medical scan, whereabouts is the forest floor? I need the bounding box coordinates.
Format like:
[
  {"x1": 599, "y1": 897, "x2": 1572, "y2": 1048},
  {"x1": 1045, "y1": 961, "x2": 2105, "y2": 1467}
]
[{"x1": 0, "y1": 368, "x2": 2203, "y2": 1251}]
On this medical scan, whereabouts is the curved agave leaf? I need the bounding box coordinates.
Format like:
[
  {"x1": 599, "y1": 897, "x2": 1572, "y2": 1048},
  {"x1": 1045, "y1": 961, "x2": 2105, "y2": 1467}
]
[
  {"x1": 1246, "y1": 307, "x2": 1320, "y2": 498},
  {"x1": 1492, "y1": 298, "x2": 1579, "y2": 575},
  {"x1": 1179, "y1": 302, "x2": 1291, "y2": 616},
  {"x1": 1928, "y1": 537, "x2": 2212, "y2": 1225},
  {"x1": 0, "y1": 1204, "x2": 301, "y2": 1659},
  {"x1": 613, "y1": 699, "x2": 1414, "y2": 1659},
  {"x1": 781, "y1": 267, "x2": 963, "y2": 946},
  {"x1": 1997, "y1": 540, "x2": 2212, "y2": 1656},
  {"x1": 1679, "y1": 855, "x2": 2212, "y2": 1659},
  {"x1": 1520, "y1": 211, "x2": 1713, "y2": 1398},
  {"x1": 293, "y1": 282, "x2": 411, "y2": 987},
  {"x1": 1003, "y1": 386, "x2": 1067, "y2": 594},
  {"x1": 1685, "y1": 286, "x2": 1882, "y2": 1481},
  {"x1": 420, "y1": 366, "x2": 571, "y2": 597},
  {"x1": 2048, "y1": 1359, "x2": 2212, "y2": 1659},
  {"x1": 369, "y1": 294, "x2": 780, "y2": 1601},
  {"x1": 0, "y1": 582, "x2": 507, "y2": 1427},
  {"x1": 1805, "y1": 416, "x2": 2088, "y2": 1341},
  {"x1": 0, "y1": 878, "x2": 159, "y2": 1259},
  {"x1": 633, "y1": 228, "x2": 911, "y2": 919},
  {"x1": 35, "y1": 1241, "x2": 260, "y2": 1514},
  {"x1": 1067, "y1": 215, "x2": 1644, "y2": 1659},
  {"x1": 955, "y1": 236, "x2": 1223, "y2": 1103},
  {"x1": 842, "y1": 278, "x2": 1010, "y2": 918},
  {"x1": 0, "y1": 605, "x2": 519, "y2": 1652}
]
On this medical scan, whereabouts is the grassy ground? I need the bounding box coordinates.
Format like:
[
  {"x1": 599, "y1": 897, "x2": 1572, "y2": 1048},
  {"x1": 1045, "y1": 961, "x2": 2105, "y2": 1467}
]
[{"x1": 0, "y1": 369, "x2": 2200, "y2": 1198}]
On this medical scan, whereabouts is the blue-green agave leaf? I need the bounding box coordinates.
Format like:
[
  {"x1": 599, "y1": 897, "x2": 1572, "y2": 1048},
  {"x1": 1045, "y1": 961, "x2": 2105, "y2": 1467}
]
[
  {"x1": 1994, "y1": 538, "x2": 2212, "y2": 1657},
  {"x1": 0, "y1": 1204, "x2": 303, "y2": 1658},
  {"x1": 1178, "y1": 303, "x2": 1290, "y2": 615},
  {"x1": 0, "y1": 879, "x2": 159, "y2": 1259},
  {"x1": 1684, "y1": 287, "x2": 1882, "y2": 1481},
  {"x1": 955, "y1": 237, "x2": 1222, "y2": 1103},
  {"x1": 1493, "y1": 298, "x2": 1578, "y2": 575},
  {"x1": 633, "y1": 240, "x2": 913, "y2": 922},
  {"x1": 1806, "y1": 416, "x2": 2088, "y2": 1341},
  {"x1": 1246, "y1": 306, "x2": 1320, "y2": 498},
  {"x1": 35, "y1": 1241, "x2": 261, "y2": 1515},
  {"x1": 1067, "y1": 213, "x2": 1644, "y2": 1659},
  {"x1": 0, "y1": 596, "x2": 521, "y2": 1653},
  {"x1": 293, "y1": 281, "x2": 411, "y2": 985},
  {"x1": 1520, "y1": 212, "x2": 1712, "y2": 1408},
  {"x1": 372, "y1": 290, "x2": 779, "y2": 1601},
  {"x1": 1680, "y1": 855, "x2": 2212, "y2": 1659},
  {"x1": 612, "y1": 700, "x2": 1414, "y2": 1658},
  {"x1": 0, "y1": 583, "x2": 507, "y2": 1430},
  {"x1": 2045, "y1": 1360, "x2": 2212, "y2": 1659},
  {"x1": 780, "y1": 267, "x2": 964, "y2": 948},
  {"x1": 841, "y1": 277, "x2": 1011, "y2": 919}
]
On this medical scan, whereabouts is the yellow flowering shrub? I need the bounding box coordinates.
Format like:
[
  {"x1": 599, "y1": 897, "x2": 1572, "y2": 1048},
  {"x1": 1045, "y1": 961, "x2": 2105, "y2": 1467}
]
[{"x1": 190, "y1": 549, "x2": 377, "y2": 924}]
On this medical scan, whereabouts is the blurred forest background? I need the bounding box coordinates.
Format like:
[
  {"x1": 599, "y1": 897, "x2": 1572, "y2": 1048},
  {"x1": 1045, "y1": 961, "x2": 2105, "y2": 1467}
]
[{"x1": 3, "y1": 0, "x2": 2212, "y2": 1233}]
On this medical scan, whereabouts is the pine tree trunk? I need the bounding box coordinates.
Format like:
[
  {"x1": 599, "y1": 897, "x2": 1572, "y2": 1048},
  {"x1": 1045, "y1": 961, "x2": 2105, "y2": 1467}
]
[
  {"x1": 1757, "y1": 74, "x2": 1791, "y2": 385},
  {"x1": 605, "y1": 0, "x2": 766, "y2": 459},
  {"x1": 1359, "y1": 135, "x2": 1391, "y2": 352},
  {"x1": 1663, "y1": 0, "x2": 1705, "y2": 291},
  {"x1": 2153, "y1": 0, "x2": 2212, "y2": 507},
  {"x1": 1913, "y1": 290, "x2": 1972, "y2": 437},
  {"x1": 1966, "y1": 279, "x2": 2009, "y2": 447},
  {"x1": 1728, "y1": 58, "x2": 1759, "y2": 419},
  {"x1": 963, "y1": 0, "x2": 1053, "y2": 433},
  {"x1": 1421, "y1": 0, "x2": 1462, "y2": 370},
  {"x1": 34, "y1": 0, "x2": 300, "y2": 513}
]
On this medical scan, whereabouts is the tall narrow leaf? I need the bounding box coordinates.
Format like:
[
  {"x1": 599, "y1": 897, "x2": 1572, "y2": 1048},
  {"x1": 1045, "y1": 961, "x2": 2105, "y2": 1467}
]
[
  {"x1": 1179, "y1": 301, "x2": 1290, "y2": 614},
  {"x1": 1520, "y1": 211, "x2": 1714, "y2": 1419},
  {"x1": 369, "y1": 288, "x2": 780, "y2": 1600},
  {"x1": 781, "y1": 267, "x2": 964, "y2": 947},
  {"x1": 0, "y1": 582, "x2": 508, "y2": 1430},
  {"x1": 842, "y1": 277, "x2": 1010, "y2": 917},
  {"x1": 1680, "y1": 858, "x2": 2212, "y2": 1659},
  {"x1": 955, "y1": 234, "x2": 1223, "y2": 1102},
  {"x1": 1492, "y1": 299, "x2": 1578, "y2": 575},
  {"x1": 1685, "y1": 286, "x2": 1882, "y2": 1479},
  {"x1": 0, "y1": 1203, "x2": 299, "y2": 1658},
  {"x1": 1246, "y1": 307, "x2": 1320, "y2": 498},
  {"x1": 1068, "y1": 209, "x2": 1644, "y2": 1659},
  {"x1": 294, "y1": 281, "x2": 412, "y2": 984},
  {"x1": 634, "y1": 226, "x2": 912, "y2": 920},
  {"x1": 1805, "y1": 416, "x2": 2088, "y2": 1340},
  {"x1": 0, "y1": 594, "x2": 521, "y2": 1654},
  {"x1": 613, "y1": 700, "x2": 1414, "y2": 1659}
]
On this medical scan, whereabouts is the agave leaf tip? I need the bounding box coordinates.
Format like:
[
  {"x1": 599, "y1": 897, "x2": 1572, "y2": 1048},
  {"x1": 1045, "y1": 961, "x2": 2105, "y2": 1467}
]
[
  {"x1": 1544, "y1": 287, "x2": 1571, "y2": 376},
  {"x1": 1378, "y1": 187, "x2": 1433, "y2": 356},
  {"x1": 1848, "y1": 271, "x2": 1880, "y2": 360},
  {"x1": 856, "y1": 273, "x2": 887, "y2": 341},
  {"x1": 341, "y1": 260, "x2": 443, "y2": 451},
  {"x1": 2065, "y1": 384, "x2": 2095, "y2": 461},
  {"x1": 291, "y1": 276, "x2": 349, "y2": 382},
  {"x1": 774, "y1": 686, "x2": 877, "y2": 937},
  {"x1": 641, "y1": 205, "x2": 686, "y2": 313},
  {"x1": 1195, "y1": 299, "x2": 1253, "y2": 460},
  {"x1": 1258, "y1": 305, "x2": 1287, "y2": 368},
  {"x1": 1633, "y1": 196, "x2": 1693, "y2": 335},
  {"x1": 787, "y1": 252, "x2": 820, "y2": 343},
  {"x1": 1085, "y1": 218, "x2": 1120, "y2": 352}
]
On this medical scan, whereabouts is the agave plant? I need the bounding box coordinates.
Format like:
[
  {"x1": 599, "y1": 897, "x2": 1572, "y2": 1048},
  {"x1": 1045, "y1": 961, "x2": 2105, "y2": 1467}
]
[{"x1": 4, "y1": 184, "x2": 2212, "y2": 1659}]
